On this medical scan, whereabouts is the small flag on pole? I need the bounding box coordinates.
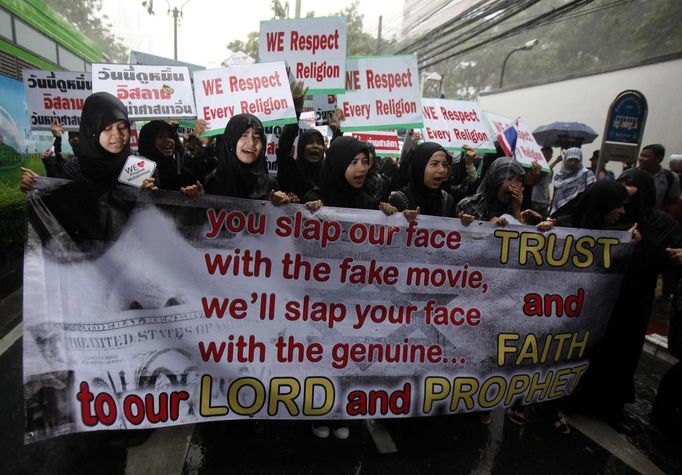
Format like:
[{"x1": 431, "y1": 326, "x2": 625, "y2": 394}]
[{"x1": 497, "y1": 119, "x2": 518, "y2": 157}]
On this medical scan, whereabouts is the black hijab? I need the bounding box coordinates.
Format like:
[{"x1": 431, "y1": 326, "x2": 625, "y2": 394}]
[
  {"x1": 294, "y1": 128, "x2": 325, "y2": 197},
  {"x1": 404, "y1": 142, "x2": 450, "y2": 216},
  {"x1": 617, "y1": 168, "x2": 682, "y2": 248},
  {"x1": 77, "y1": 92, "x2": 130, "y2": 184},
  {"x1": 457, "y1": 157, "x2": 525, "y2": 220},
  {"x1": 567, "y1": 180, "x2": 628, "y2": 229},
  {"x1": 317, "y1": 136, "x2": 375, "y2": 209},
  {"x1": 207, "y1": 113, "x2": 274, "y2": 199},
  {"x1": 138, "y1": 120, "x2": 193, "y2": 191}
]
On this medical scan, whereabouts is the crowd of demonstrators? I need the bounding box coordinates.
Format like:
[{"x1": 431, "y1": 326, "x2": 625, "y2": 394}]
[{"x1": 18, "y1": 87, "x2": 682, "y2": 441}]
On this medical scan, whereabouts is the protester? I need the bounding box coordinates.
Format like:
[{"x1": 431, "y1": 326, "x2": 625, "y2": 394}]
[
  {"x1": 388, "y1": 142, "x2": 456, "y2": 219},
  {"x1": 638, "y1": 144, "x2": 679, "y2": 213},
  {"x1": 138, "y1": 120, "x2": 202, "y2": 192},
  {"x1": 567, "y1": 168, "x2": 682, "y2": 430},
  {"x1": 549, "y1": 147, "x2": 596, "y2": 217},
  {"x1": 588, "y1": 151, "x2": 615, "y2": 181},
  {"x1": 205, "y1": 113, "x2": 288, "y2": 204}
]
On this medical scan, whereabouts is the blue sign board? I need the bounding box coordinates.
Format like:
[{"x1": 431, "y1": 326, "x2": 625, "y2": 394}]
[{"x1": 604, "y1": 90, "x2": 647, "y2": 144}]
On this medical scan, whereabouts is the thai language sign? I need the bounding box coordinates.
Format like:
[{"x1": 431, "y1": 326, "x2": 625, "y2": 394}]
[
  {"x1": 92, "y1": 64, "x2": 196, "y2": 121},
  {"x1": 337, "y1": 55, "x2": 423, "y2": 132},
  {"x1": 23, "y1": 180, "x2": 631, "y2": 441},
  {"x1": 485, "y1": 111, "x2": 549, "y2": 171},
  {"x1": 22, "y1": 70, "x2": 92, "y2": 131},
  {"x1": 350, "y1": 130, "x2": 400, "y2": 156},
  {"x1": 259, "y1": 17, "x2": 347, "y2": 95},
  {"x1": 193, "y1": 62, "x2": 297, "y2": 136},
  {"x1": 420, "y1": 98, "x2": 495, "y2": 153}
]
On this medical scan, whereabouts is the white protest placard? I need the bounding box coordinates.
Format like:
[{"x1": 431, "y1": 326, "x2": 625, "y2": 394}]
[
  {"x1": 222, "y1": 50, "x2": 256, "y2": 66},
  {"x1": 193, "y1": 62, "x2": 297, "y2": 136},
  {"x1": 350, "y1": 130, "x2": 400, "y2": 156},
  {"x1": 22, "y1": 70, "x2": 92, "y2": 131},
  {"x1": 485, "y1": 111, "x2": 549, "y2": 171},
  {"x1": 420, "y1": 98, "x2": 495, "y2": 153},
  {"x1": 337, "y1": 55, "x2": 423, "y2": 132},
  {"x1": 92, "y1": 64, "x2": 196, "y2": 121},
  {"x1": 312, "y1": 93, "x2": 337, "y2": 125},
  {"x1": 259, "y1": 17, "x2": 347, "y2": 95}
]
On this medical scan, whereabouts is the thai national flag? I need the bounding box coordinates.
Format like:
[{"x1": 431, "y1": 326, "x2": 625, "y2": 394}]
[{"x1": 497, "y1": 121, "x2": 518, "y2": 157}]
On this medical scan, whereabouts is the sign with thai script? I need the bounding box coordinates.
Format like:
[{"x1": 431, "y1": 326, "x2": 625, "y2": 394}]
[
  {"x1": 92, "y1": 64, "x2": 196, "y2": 121},
  {"x1": 22, "y1": 70, "x2": 92, "y2": 131},
  {"x1": 350, "y1": 130, "x2": 400, "y2": 156}
]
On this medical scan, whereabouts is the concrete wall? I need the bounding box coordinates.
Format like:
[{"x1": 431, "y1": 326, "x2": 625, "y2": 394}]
[{"x1": 477, "y1": 58, "x2": 682, "y2": 174}]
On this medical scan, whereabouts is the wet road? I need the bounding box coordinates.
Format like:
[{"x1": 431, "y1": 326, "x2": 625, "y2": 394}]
[{"x1": 1, "y1": 287, "x2": 680, "y2": 474}]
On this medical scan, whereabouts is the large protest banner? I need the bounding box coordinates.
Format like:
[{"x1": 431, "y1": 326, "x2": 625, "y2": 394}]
[
  {"x1": 23, "y1": 179, "x2": 632, "y2": 442},
  {"x1": 22, "y1": 70, "x2": 92, "y2": 131},
  {"x1": 193, "y1": 62, "x2": 297, "y2": 136},
  {"x1": 259, "y1": 17, "x2": 347, "y2": 95},
  {"x1": 420, "y1": 98, "x2": 496, "y2": 153},
  {"x1": 485, "y1": 111, "x2": 549, "y2": 171},
  {"x1": 92, "y1": 64, "x2": 196, "y2": 121},
  {"x1": 337, "y1": 55, "x2": 423, "y2": 131}
]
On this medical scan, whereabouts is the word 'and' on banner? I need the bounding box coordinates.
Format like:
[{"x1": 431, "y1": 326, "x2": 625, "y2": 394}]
[{"x1": 23, "y1": 179, "x2": 632, "y2": 441}]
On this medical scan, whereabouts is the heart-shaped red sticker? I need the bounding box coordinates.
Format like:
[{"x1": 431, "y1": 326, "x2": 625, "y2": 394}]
[{"x1": 137, "y1": 161, "x2": 145, "y2": 168}]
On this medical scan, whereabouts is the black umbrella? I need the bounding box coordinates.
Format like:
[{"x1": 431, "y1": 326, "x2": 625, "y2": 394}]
[{"x1": 532, "y1": 121, "x2": 599, "y2": 148}]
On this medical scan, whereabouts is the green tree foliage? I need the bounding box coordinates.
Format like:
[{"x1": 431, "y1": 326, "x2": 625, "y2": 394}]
[
  {"x1": 414, "y1": 0, "x2": 682, "y2": 99},
  {"x1": 43, "y1": 0, "x2": 128, "y2": 62}
]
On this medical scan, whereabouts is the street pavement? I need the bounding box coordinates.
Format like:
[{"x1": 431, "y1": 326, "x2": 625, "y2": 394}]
[{"x1": 1, "y1": 286, "x2": 680, "y2": 475}]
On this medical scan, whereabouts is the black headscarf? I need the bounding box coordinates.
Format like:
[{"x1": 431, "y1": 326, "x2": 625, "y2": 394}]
[
  {"x1": 207, "y1": 113, "x2": 274, "y2": 199},
  {"x1": 317, "y1": 136, "x2": 375, "y2": 209},
  {"x1": 294, "y1": 128, "x2": 325, "y2": 197},
  {"x1": 617, "y1": 168, "x2": 682, "y2": 248},
  {"x1": 403, "y1": 142, "x2": 450, "y2": 216},
  {"x1": 457, "y1": 157, "x2": 525, "y2": 220},
  {"x1": 567, "y1": 180, "x2": 628, "y2": 229},
  {"x1": 77, "y1": 92, "x2": 130, "y2": 184},
  {"x1": 138, "y1": 120, "x2": 194, "y2": 191}
]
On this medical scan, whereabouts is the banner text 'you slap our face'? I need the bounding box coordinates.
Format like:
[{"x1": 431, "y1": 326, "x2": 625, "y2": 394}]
[
  {"x1": 23, "y1": 184, "x2": 632, "y2": 439},
  {"x1": 337, "y1": 55, "x2": 423, "y2": 132}
]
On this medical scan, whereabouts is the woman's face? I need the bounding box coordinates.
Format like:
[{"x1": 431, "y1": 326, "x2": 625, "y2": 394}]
[
  {"x1": 303, "y1": 134, "x2": 325, "y2": 163},
  {"x1": 423, "y1": 151, "x2": 450, "y2": 189},
  {"x1": 496, "y1": 174, "x2": 524, "y2": 203},
  {"x1": 99, "y1": 120, "x2": 129, "y2": 154},
  {"x1": 604, "y1": 205, "x2": 625, "y2": 224},
  {"x1": 345, "y1": 152, "x2": 370, "y2": 188},
  {"x1": 154, "y1": 129, "x2": 175, "y2": 157},
  {"x1": 236, "y1": 127, "x2": 263, "y2": 164},
  {"x1": 564, "y1": 158, "x2": 580, "y2": 172}
]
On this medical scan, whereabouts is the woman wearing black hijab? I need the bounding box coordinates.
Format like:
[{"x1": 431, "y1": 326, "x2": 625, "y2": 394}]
[
  {"x1": 138, "y1": 120, "x2": 199, "y2": 192},
  {"x1": 388, "y1": 142, "x2": 455, "y2": 217},
  {"x1": 303, "y1": 136, "x2": 378, "y2": 210},
  {"x1": 554, "y1": 180, "x2": 628, "y2": 230},
  {"x1": 568, "y1": 168, "x2": 682, "y2": 429},
  {"x1": 277, "y1": 127, "x2": 325, "y2": 200},
  {"x1": 205, "y1": 113, "x2": 281, "y2": 200}
]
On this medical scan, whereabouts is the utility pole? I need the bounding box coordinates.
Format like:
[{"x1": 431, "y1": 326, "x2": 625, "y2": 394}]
[
  {"x1": 295, "y1": 0, "x2": 301, "y2": 18},
  {"x1": 171, "y1": 7, "x2": 179, "y2": 60},
  {"x1": 376, "y1": 16, "x2": 383, "y2": 54}
]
